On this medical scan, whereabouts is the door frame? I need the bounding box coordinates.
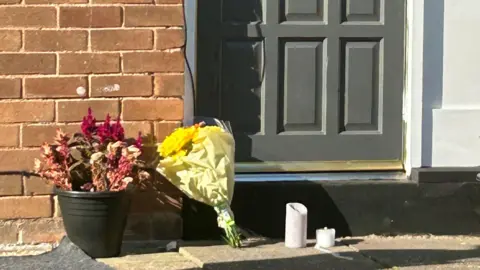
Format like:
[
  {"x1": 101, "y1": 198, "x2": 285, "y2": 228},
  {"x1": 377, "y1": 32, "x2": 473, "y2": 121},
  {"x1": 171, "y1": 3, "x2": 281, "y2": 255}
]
[{"x1": 183, "y1": 0, "x2": 429, "y2": 175}]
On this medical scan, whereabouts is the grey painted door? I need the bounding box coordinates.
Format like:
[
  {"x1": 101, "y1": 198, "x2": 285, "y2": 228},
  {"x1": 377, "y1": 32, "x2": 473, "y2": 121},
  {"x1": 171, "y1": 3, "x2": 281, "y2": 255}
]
[{"x1": 196, "y1": 0, "x2": 405, "y2": 163}]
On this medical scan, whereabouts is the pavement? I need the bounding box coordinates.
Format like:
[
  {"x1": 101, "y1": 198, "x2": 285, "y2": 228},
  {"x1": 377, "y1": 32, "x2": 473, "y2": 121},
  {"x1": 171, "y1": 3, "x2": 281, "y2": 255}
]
[{"x1": 2, "y1": 235, "x2": 480, "y2": 269}]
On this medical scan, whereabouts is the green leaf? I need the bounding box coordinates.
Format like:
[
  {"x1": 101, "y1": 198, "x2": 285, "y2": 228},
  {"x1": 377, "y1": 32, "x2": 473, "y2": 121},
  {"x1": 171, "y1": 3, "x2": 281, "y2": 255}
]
[
  {"x1": 70, "y1": 148, "x2": 84, "y2": 161},
  {"x1": 68, "y1": 133, "x2": 84, "y2": 146},
  {"x1": 69, "y1": 160, "x2": 84, "y2": 172}
]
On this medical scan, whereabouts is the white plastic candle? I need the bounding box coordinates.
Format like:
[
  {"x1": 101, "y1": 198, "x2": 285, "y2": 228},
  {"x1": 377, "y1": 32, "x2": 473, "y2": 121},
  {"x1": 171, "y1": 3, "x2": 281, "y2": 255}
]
[
  {"x1": 284, "y1": 202, "x2": 308, "y2": 248},
  {"x1": 315, "y1": 227, "x2": 335, "y2": 248}
]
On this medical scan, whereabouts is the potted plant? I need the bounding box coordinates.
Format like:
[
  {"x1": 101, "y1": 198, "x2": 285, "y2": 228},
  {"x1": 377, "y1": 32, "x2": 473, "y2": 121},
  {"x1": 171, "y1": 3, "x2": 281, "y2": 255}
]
[{"x1": 33, "y1": 108, "x2": 150, "y2": 258}]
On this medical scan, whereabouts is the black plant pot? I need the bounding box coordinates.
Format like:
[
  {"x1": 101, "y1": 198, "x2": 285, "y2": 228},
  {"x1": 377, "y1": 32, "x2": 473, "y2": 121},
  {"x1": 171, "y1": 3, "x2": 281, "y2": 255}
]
[{"x1": 55, "y1": 187, "x2": 132, "y2": 258}]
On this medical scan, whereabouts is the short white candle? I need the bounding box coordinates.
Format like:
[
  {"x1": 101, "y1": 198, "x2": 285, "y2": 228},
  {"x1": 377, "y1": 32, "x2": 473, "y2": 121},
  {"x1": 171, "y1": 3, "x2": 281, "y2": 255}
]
[{"x1": 315, "y1": 227, "x2": 335, "y2": 248}]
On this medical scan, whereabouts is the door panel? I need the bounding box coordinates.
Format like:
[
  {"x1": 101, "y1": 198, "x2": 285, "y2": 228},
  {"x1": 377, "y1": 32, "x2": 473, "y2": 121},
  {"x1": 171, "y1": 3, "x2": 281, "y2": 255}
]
[{"x1": 196, "y1": 0, "x2": 405, "y2": 164}]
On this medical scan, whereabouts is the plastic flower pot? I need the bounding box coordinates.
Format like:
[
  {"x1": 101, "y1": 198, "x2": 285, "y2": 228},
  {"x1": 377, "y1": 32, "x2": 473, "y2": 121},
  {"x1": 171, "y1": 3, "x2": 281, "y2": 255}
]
[{"x1": 55, "y1": 187, "x2": 132, "y2": 258}]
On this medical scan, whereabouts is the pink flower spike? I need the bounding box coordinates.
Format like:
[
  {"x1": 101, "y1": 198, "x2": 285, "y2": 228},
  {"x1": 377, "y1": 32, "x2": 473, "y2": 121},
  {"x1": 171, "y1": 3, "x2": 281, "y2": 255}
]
[
  {"x1": 81, "y1": 107, "x2": 97, "y2": 138},
  {"x1": 98, "y1": 114, "x2": 112, "y2": 143},
  {"x1": 111, "y1": 117, "x2": 125, "y2": 141},
  {"x1": 135, "y1": 132, "x2": 142, "y2": 149}
]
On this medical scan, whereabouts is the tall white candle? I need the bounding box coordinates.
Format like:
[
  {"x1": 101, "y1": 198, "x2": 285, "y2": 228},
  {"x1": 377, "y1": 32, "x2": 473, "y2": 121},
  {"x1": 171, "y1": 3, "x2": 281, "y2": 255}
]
[{"x1": 284, "y1": 202, "x2": 308, "y2": 248}]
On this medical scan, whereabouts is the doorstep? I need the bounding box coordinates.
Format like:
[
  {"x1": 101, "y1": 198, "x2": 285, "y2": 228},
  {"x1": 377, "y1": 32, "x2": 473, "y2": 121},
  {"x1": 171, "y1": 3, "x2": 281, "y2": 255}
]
[
  {"x1": 178, "y1": 236, "x2": 480, "y2": 270},
  {"x1": 179, "y1": 238, "x2": 379, "y2": 269},
  {"x1": 183, "y1": 176, "x2": 480, "y2": 240}
]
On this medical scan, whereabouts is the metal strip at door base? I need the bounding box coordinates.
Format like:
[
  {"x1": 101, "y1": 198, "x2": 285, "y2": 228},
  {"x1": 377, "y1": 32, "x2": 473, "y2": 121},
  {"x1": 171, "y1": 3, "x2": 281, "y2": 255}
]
[{"x1": 235, "y1": 160, "x2": 404, "y2": 173}]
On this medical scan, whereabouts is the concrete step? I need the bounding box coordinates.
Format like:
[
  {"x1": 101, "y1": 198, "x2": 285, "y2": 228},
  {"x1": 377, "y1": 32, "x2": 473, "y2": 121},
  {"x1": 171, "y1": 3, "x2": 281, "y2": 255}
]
[
  {"x1": 182, "y1": 179, "x2": 480, "y2": 240},
  {"x1": 178, "y1": 236, "x2": 480, "y2": 270}
]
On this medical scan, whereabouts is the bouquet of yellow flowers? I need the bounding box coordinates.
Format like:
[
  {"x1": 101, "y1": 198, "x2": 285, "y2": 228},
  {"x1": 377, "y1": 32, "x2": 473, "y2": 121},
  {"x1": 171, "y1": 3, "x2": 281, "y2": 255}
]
[{"x1": 156, "y1": 120, "x2": 242, "y2": 247}]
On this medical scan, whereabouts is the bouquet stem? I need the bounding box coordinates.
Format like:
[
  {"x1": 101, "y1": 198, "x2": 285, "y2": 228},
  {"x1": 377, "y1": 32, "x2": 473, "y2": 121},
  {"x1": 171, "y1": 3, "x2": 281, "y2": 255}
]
[{"x1": 214, "y1": 204, "x2": 242, "y2": 248}]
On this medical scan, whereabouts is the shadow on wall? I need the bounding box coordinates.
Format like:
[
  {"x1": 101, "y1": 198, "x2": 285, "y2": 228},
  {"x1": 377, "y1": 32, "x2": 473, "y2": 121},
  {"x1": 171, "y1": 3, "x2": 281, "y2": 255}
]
[
  {"x1": 422, "y1": 0, "x2": 445, "y2": 166},
  {"x1": 124, "y1": 133, "x2": 184, "y2": 241}
]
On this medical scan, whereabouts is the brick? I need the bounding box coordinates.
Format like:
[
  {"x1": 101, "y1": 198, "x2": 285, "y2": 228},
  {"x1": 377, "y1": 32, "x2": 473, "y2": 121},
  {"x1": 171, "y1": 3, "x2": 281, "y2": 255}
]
[
  {"x1": 124, "y1": 214, "x2": 151, "y2": 240},
  {"x1": 155, "y1": 121, "x2": 180, "y2": 142},
  {"x1": 0, "y1": 31, "x2": 21, "y2": 51},
  {"x1": 154, "y1": 74, "x2": 184, "y2": 97},
  {"x1": 0, "y1": 0, "x2": 20, "y2": 3},
  {"x1": 122, "y1": 122, "x2": 153, "y2": 140},
  {"x1": 0, "y1": 7, "x2": 56, "y2": 27},
  {"x1": 57, "y1": 99, "x2": 119, "y2": 122},
  {"x1": 53, "y1": 196, "x2": 61, "y2": 217},
  {"x1": 26, "y1": 0, "x2": 86, "y2": 3},
  {"x1": 123, "y1": 52, "x2": 184, "y2": 73},
  {"x1": 138, "y1": 145, "x2": 158, "y2": 164},
  {"x1": 22, "y1": 124, "x2": 79, "y2": 147},
  {"x1": 0, "y1": 149, "x2": 39, "y2": 171},
  {"x1": 0, "y1": 196, "x2": 52, "y2": 219},
  {"x1": 156, "y1": 29, "x2": 184, "y2": 50},
  {"x1": 151, "y1": 212, "x2": 182, "y2": 240},
  {"x1": 0, "y1": 101, "x2": 54, "y2": 123},
  {"x1": 130, "y1": 191, "x2": 181, "y2": 213},
  {"x1": 93, "y1": 0, "x2": 153, "y2": 4},
  {"x1": 0, "y1": 125, "x2": 19, "y2": 147},
  {"x1": 91, "y1": 75, "x2": 152, "y2": 97},
  {"x1": 155, "y1": 0, "x2": 181, "y2": 3},
  {"x1": 25, "y1": 31, "x2": 88, "y2": 52},
  {"x1": 122, "y1": 99, "x2": 183, "y2": 121},
  {"x1": 25, "y1": 77, "x2": 88, "y2": 98},
  {"x1": 0, "y1": 176, "x2": 22, "y2": 196},
  {"x1": 131, "y1": 179, "x2": 181, "y2": 213},
  {"x1": 24, "y1": 176, "x2": 53, "y2": 195},
  {"x1": 60, "y1": 7, "x2": 122, "y2": 28},
  {"x1": 59, "y1": 53, "x2": 120, "y2": 74},
  {"x1": 125, "y1": 212, "x2": 181, "y2": 241},
  {"x1": 91, "y1": 30, "x2": 153, "y2": 51},
  {"x1": 0, "y1": 54, "x2": 56, "y2": 75},
  {"x1": 124, "y1": 6, "x2": 184, "y2": 27},
  {"x1": 0, "y1": 221, "x2": 17, "y2": 243},
  {"x1": 0, "y1": 78, "x2": 21, "y2": 98},
  {"x1": 20, "y1": 218, "x2": 64, "y2": 243}
]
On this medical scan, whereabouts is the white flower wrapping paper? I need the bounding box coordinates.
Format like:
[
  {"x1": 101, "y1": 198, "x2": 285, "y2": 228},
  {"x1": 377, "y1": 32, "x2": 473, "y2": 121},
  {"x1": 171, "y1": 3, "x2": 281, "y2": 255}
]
[{"x1": 156, "y1": 120, "x2": 236, "y2": 223}]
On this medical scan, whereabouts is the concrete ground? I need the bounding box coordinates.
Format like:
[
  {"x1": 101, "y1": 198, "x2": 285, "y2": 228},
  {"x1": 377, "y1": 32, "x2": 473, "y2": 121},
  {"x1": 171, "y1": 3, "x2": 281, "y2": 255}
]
[{"x1": 2, "y1": 235, "x2": 480, "y2": 269}]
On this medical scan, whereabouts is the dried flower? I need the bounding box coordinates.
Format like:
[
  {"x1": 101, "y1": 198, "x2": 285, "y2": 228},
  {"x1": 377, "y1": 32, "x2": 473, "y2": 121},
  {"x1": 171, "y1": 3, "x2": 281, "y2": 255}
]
[
  {"x1": 90, "y1": 152, "x2": 104, "y2": 163},
  {"x1": 34, "y1": 108, "x2": 150, "y2": 192}
]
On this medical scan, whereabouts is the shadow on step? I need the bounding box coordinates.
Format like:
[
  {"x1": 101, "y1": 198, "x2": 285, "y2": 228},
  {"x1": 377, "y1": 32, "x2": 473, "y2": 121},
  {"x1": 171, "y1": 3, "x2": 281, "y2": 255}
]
[{"x1": 183, "y1": 180, "x2": 480, "y2": 240}]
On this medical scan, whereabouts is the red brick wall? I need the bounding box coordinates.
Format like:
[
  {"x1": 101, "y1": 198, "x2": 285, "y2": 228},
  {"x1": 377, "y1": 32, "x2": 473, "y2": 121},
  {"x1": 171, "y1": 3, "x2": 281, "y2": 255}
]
[{"x1": 0, "y1": 0, "x2": 185, "y2": 243}]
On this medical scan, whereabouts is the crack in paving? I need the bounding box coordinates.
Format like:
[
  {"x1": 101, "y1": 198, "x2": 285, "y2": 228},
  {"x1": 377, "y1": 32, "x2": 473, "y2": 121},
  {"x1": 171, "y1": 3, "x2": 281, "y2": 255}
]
[{"x1": 339, "y1": 239, "x2": 394, "y2": 269}]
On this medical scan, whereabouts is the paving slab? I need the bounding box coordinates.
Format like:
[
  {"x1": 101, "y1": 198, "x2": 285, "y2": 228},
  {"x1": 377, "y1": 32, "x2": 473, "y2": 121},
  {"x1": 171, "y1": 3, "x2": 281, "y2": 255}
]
[
  {"x1": 0, "y1": 243, "x2": 53, "y2": 256},
  {"x1": 0, "y1": 237, "x2": 112, "y2": 270},
  {"x1": 179, "y1": 238, "x2": 381, "y2": 270},
  {"x1": 98, "y1": 252, "x2": 200, "y2": 270},
  {"x1": 343, "y1": 235, "x2": 480, "y2": 269},
  {"x1": 98, "y1": 241, "x2": 200, "y2": 270}
]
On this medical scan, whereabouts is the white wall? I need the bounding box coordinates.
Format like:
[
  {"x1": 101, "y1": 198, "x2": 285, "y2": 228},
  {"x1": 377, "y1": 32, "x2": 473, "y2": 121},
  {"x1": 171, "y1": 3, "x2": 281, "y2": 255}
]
[
  {"x1": 407, "y1": 0, "x2": 480, "y2": 168},
  {"x1": 404, "y1": 0, "x2": 425, "y2": 173},
  {"x1": 430, "y1": 0, "x2": 480, "y2": 166}
]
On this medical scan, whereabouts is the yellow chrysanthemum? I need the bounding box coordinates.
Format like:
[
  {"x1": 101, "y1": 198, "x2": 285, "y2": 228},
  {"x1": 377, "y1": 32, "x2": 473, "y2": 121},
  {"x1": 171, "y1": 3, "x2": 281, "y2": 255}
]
[
  {"x1": 158, "y1": 124, "x2": 201, "y2": 159},
  {"x1": 158, "y1": 124, "x2": 225, "y2": 160}
]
